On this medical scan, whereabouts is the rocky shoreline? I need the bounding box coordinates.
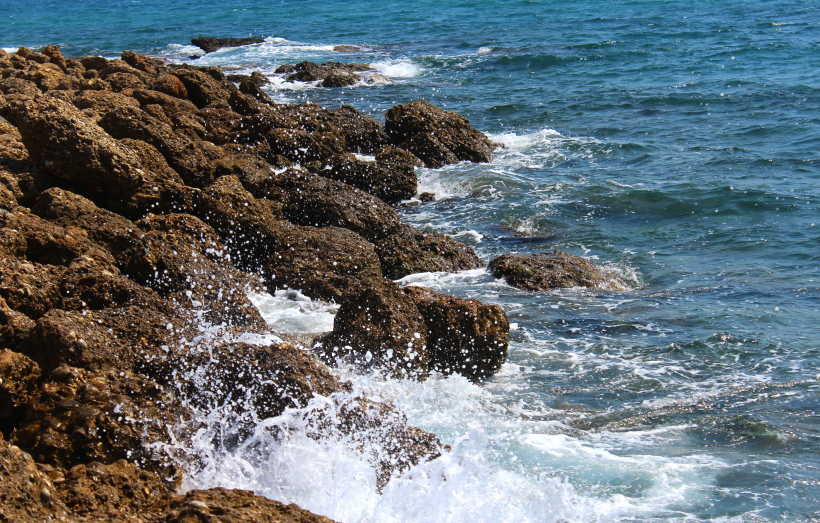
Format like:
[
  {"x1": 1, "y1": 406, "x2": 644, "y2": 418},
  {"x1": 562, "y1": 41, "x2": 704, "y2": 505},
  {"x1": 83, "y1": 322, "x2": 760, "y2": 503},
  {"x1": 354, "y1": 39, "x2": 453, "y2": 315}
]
[{"x1": 0, "y1": 44, "x2": 621, "y2": 521}]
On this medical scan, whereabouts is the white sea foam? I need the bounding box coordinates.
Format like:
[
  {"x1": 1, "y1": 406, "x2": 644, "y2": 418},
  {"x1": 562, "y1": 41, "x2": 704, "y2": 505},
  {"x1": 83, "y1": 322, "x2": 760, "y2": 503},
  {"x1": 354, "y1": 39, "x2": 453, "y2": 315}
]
[
  {"x1": 371, "y1": 59, "x2": 423, "y2": 78},
  {"x1": 248, "y1": 290, "x2": 337, "y2": 335}
]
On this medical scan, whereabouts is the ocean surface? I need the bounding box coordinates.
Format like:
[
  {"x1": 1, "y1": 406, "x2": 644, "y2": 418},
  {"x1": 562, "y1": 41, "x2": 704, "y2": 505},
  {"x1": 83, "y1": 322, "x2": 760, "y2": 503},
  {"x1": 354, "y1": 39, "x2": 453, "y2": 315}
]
[{"x1": 3, "y1": 1, "x2": 819, "y2": 521}]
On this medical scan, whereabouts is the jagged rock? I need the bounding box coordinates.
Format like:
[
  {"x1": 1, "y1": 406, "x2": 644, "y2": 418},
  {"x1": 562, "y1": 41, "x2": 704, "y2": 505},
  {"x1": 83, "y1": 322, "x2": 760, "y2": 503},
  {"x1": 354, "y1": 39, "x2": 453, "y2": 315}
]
[
  {"x1": 0, "y1": 258, "x2": 64, "y2": 319},
  {"x1": 106, "y1": 71, "x2": 147, "y2": 92},
  {"x1": 0, "y1": 160, "x2": 57, "y2": 208},
  {"x1": 266, "y1": 128, "x2": 347, "y2": 164},
  {"x1": 322, "y1": 70, "x2": 358, "y2": 87},
  {"x1": 98, "y1": 59, "x2": 150, "y2": 84},
  {"x1": 121, "y1": 50, "x2": 160, "y2": 76},
  {"x1": 322, "y1": 153, "x2": 417, "y2": 204},
  {"x1": 4, "y1": 95, "x2": 146, "y2": 196},
  {"x1": 0, "y1": 433, "x2": 67, "y2": 520},
  {"x1": 200, "y1": 176, "x2": 382, "y2": 301},
  {"x1": 247, "y1": 167, "x2": 402, "y2": 242},
  {"x1": 122, "y1": 212, "x2": 266, "y2": 328},
  {"x1": 57, "y1": 460, "x2": 169, "y2": 516},
  {"x1": 72, "y1": 89, "x2": 141, "y2": 117},
  {"x1": 316, "y1": 277, "x2": 428, "y2": 379},
  {"x1": 151, "y1": 73, "x2": 189, "y2": 99},
  {"x1": 191, "y1": 36, "x2": 265, "y2": 54},
  {"x1": 13, "y1": 365, "x2": 189, "y2": 478},
  {"x1": 32, "y1": 188, "x2": 143, "y2": 257},
  {"x1": 170, "y1": 66, "x2": 235, "y2": 109},
  {"x1": 40, "y1": 45, "x2": 67, "y2": 72},
  {"x1": 403, "y1": 286, "x2": 509, "y2": 381},
  {"x1": 0, "y1": 297, "x2": 36, "y2": 349},
  {"x1": 0, "y1": 349, "x2": 40, "y2": 420},
  {"x1": 375, "y1": 224, "x2": 484, "y2": 279},
  {"x1": 488, "y1": 250, "x2": 630, "y2": 291},
  {"x1": 179, "y1": 342, "x2": 341, "y2": 420},
  {"x1": 98, "y1": 104, "x2": 224, "y2": 187},
  {"x1": 80, "y1": 56, "x2": 109, "y2": 71},
  {"x1": 0, "y1": 211, "x2": 117, "y2": 268},
  {"x1": 196, "y1": 107, "x2": 245, "y2": 144},
  {"x1": 157, "y1": 487, "x2": 337, "y2": 523},
  {"x1": 0, "y1": 77, "x2": 41, "y2": 98},
  {"x1": 385, "y1": 100, "x2": 494, "y2": 167},
  {"x1": 130, "y1": 88, "x2": 197, "y2": 117},
  {"x1": 0, "y1": 117, "x2": 29, "y2": 163},
  {"x1": 282, "y1": 61, "x2": 371, "y2": 83}
]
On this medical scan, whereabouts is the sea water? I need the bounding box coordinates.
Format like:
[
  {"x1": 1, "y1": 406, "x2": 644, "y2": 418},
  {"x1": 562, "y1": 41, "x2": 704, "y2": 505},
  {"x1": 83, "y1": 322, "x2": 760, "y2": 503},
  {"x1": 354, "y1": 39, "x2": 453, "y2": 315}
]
[{"x1": 3, "y1": 0, "x2": 819, "y2": 520}]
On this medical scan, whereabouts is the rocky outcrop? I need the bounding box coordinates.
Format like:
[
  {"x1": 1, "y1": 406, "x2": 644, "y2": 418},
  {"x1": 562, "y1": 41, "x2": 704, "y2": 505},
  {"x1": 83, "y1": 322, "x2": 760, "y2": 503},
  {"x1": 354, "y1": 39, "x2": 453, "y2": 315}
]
[
  {"x1": 316, "y1": 278, "x2": 429, "y2": 379},
  {"x1": 12, "y1": 365, "x2": 188, "y2": 477},
  {"x1": 277, "y1": 61, "x2": 371, "y2": 85},
  {"x1": 191, "y1": 36, "x2": 265, "y2": 54},
  {"x1": 385, "y1": 99, "x2": 495, "y2": 168},
  {"x1": 375, "y1": 224, "x2": 485, "y2": 279},
  {"x1": 403, "y1": 286, "x2": 509, "y2": 381},
  {"x1": 488, "y1": 250, "x2": 630, "y2": 291},
  {"x1": 0, "y1": 349, "x2": 40, "y2": 421},
  {"x1": 0, "y1": 433, "x2": 67, "y2": 520}
]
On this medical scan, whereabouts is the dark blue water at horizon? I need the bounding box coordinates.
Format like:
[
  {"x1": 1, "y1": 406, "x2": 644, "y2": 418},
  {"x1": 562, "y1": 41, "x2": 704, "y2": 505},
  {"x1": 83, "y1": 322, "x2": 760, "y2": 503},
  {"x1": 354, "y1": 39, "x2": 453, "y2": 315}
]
[{"x1": 3, "y1": 1, "x2": 819, "y2": 521}]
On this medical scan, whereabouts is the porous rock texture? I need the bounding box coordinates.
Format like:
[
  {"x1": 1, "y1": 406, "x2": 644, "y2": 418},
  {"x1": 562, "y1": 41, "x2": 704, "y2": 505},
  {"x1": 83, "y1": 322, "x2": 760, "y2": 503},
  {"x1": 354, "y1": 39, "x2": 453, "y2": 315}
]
[
  {"x1": 0, "y1": 43, "x2": 508, "y2": 521},
  {"x1": 489, "y1": 250, "x2": 630, "y2": 291}
]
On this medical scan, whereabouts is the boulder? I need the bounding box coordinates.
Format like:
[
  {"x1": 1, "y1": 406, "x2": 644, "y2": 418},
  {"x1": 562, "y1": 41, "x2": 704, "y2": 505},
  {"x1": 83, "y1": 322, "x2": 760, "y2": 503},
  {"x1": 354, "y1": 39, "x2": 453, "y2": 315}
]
[
  {"x1": 0, "y1": 434, "x2": 67, "y2": 520},
  {"x1": 13, "y1": 365, "x2": 189, "y2": 477},
  {"x1": 40, "y1": 45, "x2": 67, "y2": 72},
  {"x1": 403, "y1": 286, "x2": 509, "y2": 381},
  {"x1": 121, "y1": 50, "x2": 160, "y2": 76},
  {"x1": 178, "y1": 342, "x2": 341, "y2": 420},
  {"x1": 248, "y1": 167, "x2": 402, "y2": 242},
  {"x1": 266, "y1": 128, "x2": 347, "y2": 164},
  {"x1": 170, "y1": 66, "x2": 235, "y2": 109},
  {"x1": 105, "y1": 71, "x2": 147, "y2": 92},
  {"x1": 322, "y1": 152, "x2": 417, "y2": 204},
  {"x1": 4, "y1": 95, "x2": 146, "y2": 196},
  {"x1": 384, "y1": 100, "x2": 494, "y2": 167},
  {"x1": 191, "y1": 36, "x2": 265, "y2": 54},
  {"x1": 151, "y1": 73, "x2": 189, "y2": 99},
  {"x1": 316, "y1": 277, "x2": 428, "y2": 379},
  {"x1": 282, "y1": 61, "x2": 371, "y2": 83},
  {"x1": 0, "y1": 349, "x2": 40, "y2": 420},
  {"x1": 488, "y1": 250, "x2": 630, "y2": 291},
  {"x1": 71, "y1": 89, "x2": 141, "y2": 118},
  {"x1": 0, "y1": 258, "x2": 64, "y2": 319},
  {"x1": 0, "y1": 117, "x2": 29, "y2": 163},
  {"x1": 0, "y1": 159, "x2": 57, "y2": 208},
  {"x1": 130, "y1": 88, "x2": 198, "y2": 117},
  {"x1": 322, "y1": 70, "x2": 359, "y2": 88},
  {"x1": 98, "y1": 104, "x2": 224, "y2": 187},
  {"x1": 0, "y1": 77, "x2": 41, "y2": 98},
  {"x1": 79, "y1": 56, "x2": 109, "y2": 71},
  {"x1": 375, "y1": 224, "x2": 484, "y2": 279}
]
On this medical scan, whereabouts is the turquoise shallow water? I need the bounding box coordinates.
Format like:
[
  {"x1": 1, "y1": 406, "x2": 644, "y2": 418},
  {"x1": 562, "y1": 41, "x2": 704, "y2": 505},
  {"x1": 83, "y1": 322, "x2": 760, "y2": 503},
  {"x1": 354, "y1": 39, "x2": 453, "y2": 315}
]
[{"x1": 3, "y1": 1, "x2": 820, "y2": 521}]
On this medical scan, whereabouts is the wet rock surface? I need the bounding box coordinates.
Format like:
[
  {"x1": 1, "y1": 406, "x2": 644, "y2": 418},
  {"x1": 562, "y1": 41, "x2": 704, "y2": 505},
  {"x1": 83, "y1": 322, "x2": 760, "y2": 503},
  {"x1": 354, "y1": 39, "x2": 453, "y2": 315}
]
[
  {"x1": 0, "y1": 43, "x2": 513, "y2": 522},
  {"x1": 489, "y1": 249, "x2": 630, "y2": 291},
  {"x1": 191, "y1": 37, "x2": 265, "y2": 54}
]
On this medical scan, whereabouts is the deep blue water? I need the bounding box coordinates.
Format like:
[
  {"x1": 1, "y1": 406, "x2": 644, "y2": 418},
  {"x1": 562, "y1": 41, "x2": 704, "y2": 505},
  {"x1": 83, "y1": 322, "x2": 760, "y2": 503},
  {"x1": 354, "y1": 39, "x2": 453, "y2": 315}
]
[{"x1": 3, "y1": 1, "x2": 820, "y2": 521}]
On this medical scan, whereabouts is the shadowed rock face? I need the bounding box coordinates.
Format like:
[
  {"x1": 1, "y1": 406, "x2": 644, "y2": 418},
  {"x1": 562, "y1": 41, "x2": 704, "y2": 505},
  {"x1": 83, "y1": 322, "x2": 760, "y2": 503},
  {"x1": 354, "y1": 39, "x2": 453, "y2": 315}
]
[
  {"x1": 316, "y1": 277, "x2": 429, "y2": 379},
  {"x1": 489, "y1": 250, "x2": 630, "y2": 291},
  {"x1": 385, "y1": 99, "x2": 495, "y2": 168},
  {"x1": 375, "y1": 224, "x2": 485, "y2": 279},
  {"x1": 403, "y1": 286, "x2": 509, "y2": 381}
]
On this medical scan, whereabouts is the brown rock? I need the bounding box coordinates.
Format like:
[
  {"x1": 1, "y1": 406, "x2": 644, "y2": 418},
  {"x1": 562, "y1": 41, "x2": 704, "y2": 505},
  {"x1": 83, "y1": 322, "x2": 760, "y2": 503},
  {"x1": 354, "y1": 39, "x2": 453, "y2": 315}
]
[
  {"x1": 375, "y1": 224, "x2": 484, "y2": 279},
  {"x1": 57, "y1": 460, "x2": 169, "y2": 516},
  {"x1": 130, "y1": 88, "x2": 198, "y2": 117},
  {"x1": 170, "y1": 66, "x2": 235, "y2": 109},
  {"x1": 104, "y1": 71, "x2": 147, "y2": 92},
  {"x1": 0, "y1": 77, "x2": 41, "y2": 98},
  {"x1": 0, "y1": 349, "x2": 40, "y2": 420},
  {"x1": 0, "y1": 257, "x2": 65, "y2": 319},
  {"x1": 317, "y1": 277, "x2": 428, "y2": 379},
  {"x1": 488, "y1": 250, "x2": 630, "y2": 291},
  {"x1": 334, "y1": 45, "x2": 360, "y2": 53},
  {"x1": 0, "y1": 434, "x2": 67, "y2": 520},
  {"x1": 98, "y1": 104, "x2": 224, "y2": 187},
  {"x1": 0, "y1": 297, "x2": 36, "y2": 349},
  {"x1": 152, "y1": 73, "x2": 189, "y2": 99},
  {"x1": 0, "y1": 116, "x2": 29, "y2": 162},
  {"x1": 4, "y1": 95, "x2": 146, "y2": 196},
  {"x1": 404, "y1": 286, "x2": 509, "y2": 380},
  {"x1": 72, "y1": 89, "x2": 141, "y2": 116},
  {"x1": 40, "y1": 45, "x2": 67, "y2": 72},
  {"x1": 13, "y1": 365, "x2": 189, "y2": 478},
  {"x1": 121, "y1": 50, "x2": 160, "y2": 76},
  {"x1": 322, "y1": 153, "x2": 417, "y2": 204},
  {"x1": 266, "y1": 127, "x2": 347, "y2": 164},
  {"x1": 248, "y1": 167, "x2": 402, "y2": 242},
  {"x1": 179, "y1": 342, "x2": 341, "y2": 420},
  {"x1": 0, "y1": 159, "x2": 57, "y2": 208},
  {"x1": 98, "y1": 59, "x2": 150, "y2": 83},
  {"x1": 158, "y1": 487, "x2": 337, "y2": 522},
  {"x1": 321, "y1": 70, "x2": 359, "y2": 88},
  {"x1": 80, "y1": 56, "x2": 109, "y2": 71},
  {"x1": 385, "y1": 100, "x2": 494, "y2": 167},
  {"x1": 191, "y1": 36, "x2": 265, "y2": 54}
]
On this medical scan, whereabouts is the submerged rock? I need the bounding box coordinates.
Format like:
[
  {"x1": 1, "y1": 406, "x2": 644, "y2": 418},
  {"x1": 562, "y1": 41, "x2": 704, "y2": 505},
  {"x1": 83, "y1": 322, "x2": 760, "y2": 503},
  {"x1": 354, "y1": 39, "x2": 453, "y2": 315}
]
[{"x1": 488, "y1": 249, "x2": 630, "y2": 291}]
